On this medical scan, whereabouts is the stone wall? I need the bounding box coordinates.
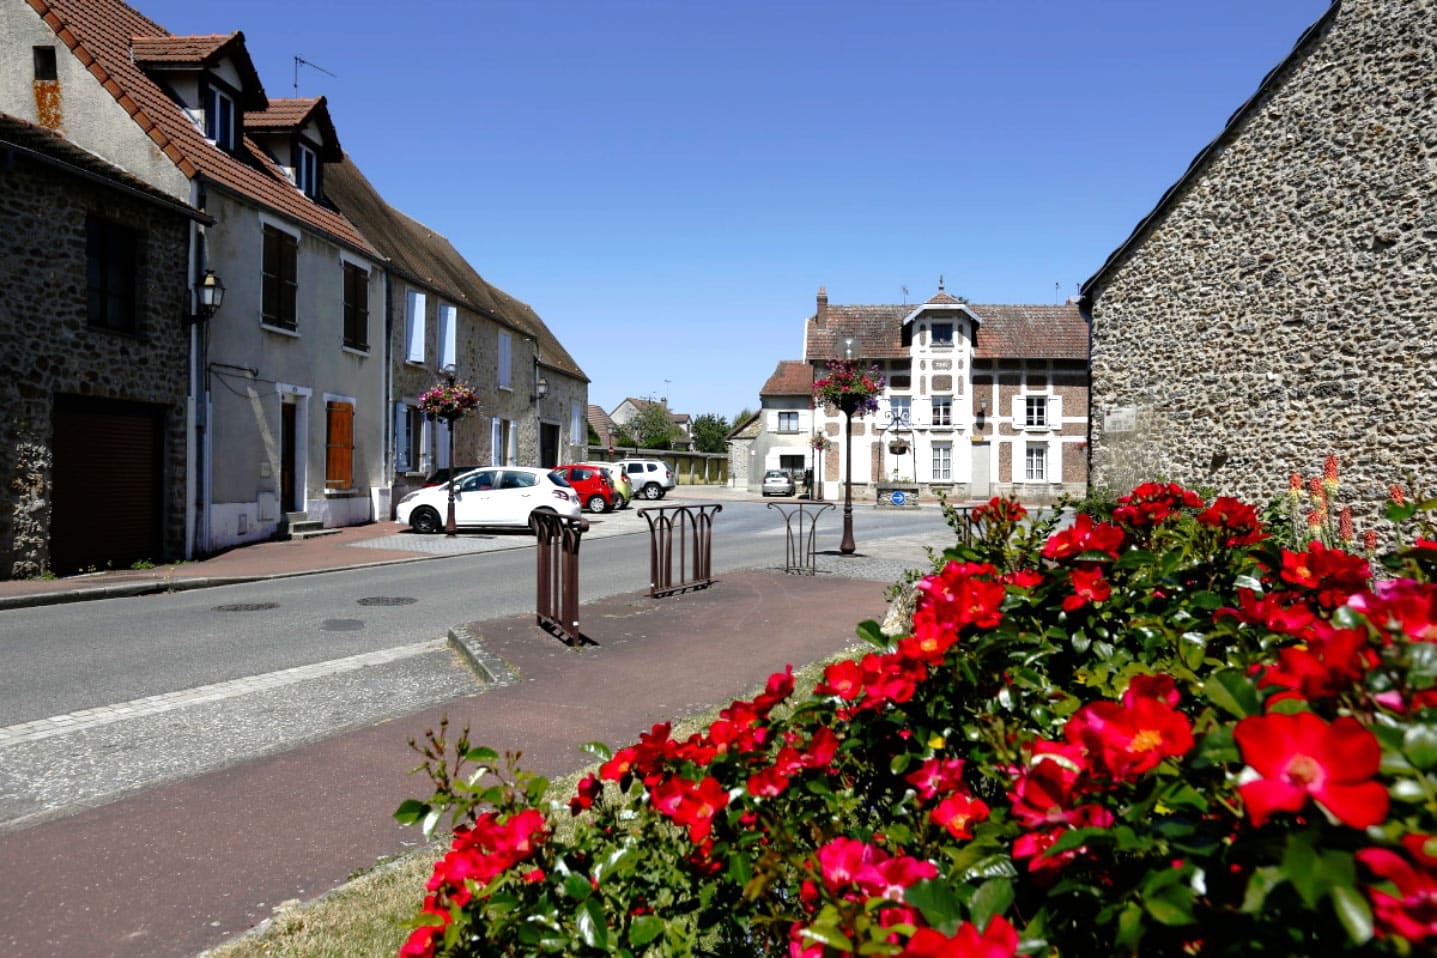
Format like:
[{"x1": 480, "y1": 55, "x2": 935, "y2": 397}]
[
  {"x1": 1087, "y1": 0, "x2": 1435, "y2": 527},
  {"x1": 0, "y1": 146, "x2": 191, "y2": 576}
]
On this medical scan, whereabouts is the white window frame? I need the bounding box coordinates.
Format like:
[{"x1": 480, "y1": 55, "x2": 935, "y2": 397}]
[
  {"x1": 777, "y1": 410, "x2": 799, "y2": 433},
  {"x1": 437, "y1": 302, "x2": 457, "y2": 371},
  {"x1": 571, "y1": 402, "x2": 583, "y2": 445},
  {"x1": 404, "y1": 289, "x2": 427, "y2": 364},
  {"x1": 1025, "y1": 395, "x2": 1048, "y2": 429},
  {"x1": 497, "y1": 332, "x2": 512, "y2": 390},
  {"x1": 1025, "y1": 443, "x2": 1048, "y2": 482},
  {"x1": 207, "y1": 86, "x2": 236, "y2": 150},
  {"x1": 930, "y1": 322, "x2": 954, "y2": 347},
  {"x1": 931, "y1": 395, "x2": 953, "y2": 428},
  {"x1": 394, "y1": 402, "x2": 425, "y2": 474},
  {"x1": 296, "y1": 143, "x2": 318, "y2": 198},
  {"x1": 932, "y1": 443, "x2": 952, "y2": 482}
]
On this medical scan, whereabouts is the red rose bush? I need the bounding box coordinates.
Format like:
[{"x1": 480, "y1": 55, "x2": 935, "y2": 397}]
[{"x1": 397, "y1": 480, "x2": 1437, "y2": 956}]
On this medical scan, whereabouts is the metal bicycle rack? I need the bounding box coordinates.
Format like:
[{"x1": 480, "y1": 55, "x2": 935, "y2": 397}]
[
  {"x1": 532, "y1": 512, "x2": 588, "y2": 644},
  {"x1": 638, "y1": 503, "x2": 722, "y2": 597},
  {"x1": 767, "y1": 501, "x2": 835, "y2": 575}
]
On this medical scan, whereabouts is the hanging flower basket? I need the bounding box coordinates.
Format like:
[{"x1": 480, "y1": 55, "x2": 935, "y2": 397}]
[
  {"x1": 811, "y1": 435, "x2": 832, "y2": 452},
  {"x1": 419, "y1": 381, "x2": 480, "y2": 421},
  {"x1": 812, "y1": 360, "x2": 885, "y2": 418},
  {"x1": 888, "y1": 440, "x2": 909, "y2": 455}
]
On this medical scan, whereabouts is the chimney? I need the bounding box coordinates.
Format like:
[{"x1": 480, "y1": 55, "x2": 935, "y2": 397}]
[{"x1": 815, "y1": 285, "x2": 828, "y2": 328}]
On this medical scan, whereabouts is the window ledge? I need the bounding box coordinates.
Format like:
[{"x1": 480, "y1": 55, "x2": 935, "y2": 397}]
[
  {"x1": 342, "y1": 344, "x2": 370, "y2": 357},
  {"x1": 324, "y1": 488, "x2": 362, "y2": 498},
  {"x1": 261, "y1": 322, "x2": 300, "y2": 338}
]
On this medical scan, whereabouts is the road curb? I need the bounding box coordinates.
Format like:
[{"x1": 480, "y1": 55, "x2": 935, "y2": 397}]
[{"x1": 446, "y1": 625, "x2": 517, "y2": 687}]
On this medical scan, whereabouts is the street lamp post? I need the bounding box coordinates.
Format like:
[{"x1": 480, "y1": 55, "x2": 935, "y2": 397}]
[
  {"x1": 443, "y1": 364, "x2": 458, "y2": 537},
  {"x1": 840, "y1": 399, "x2": 856, "y2": 554}
]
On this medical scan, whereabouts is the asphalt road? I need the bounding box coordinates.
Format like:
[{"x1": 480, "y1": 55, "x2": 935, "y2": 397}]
[{"x1": 0, "y1": 500, "x2": 956, "y2": 830}]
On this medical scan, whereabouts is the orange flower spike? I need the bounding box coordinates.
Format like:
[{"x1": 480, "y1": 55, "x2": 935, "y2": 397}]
[
  {"x1": 1323, "y1": 454, "x2": 1340, "y2": 495},
  {"x1": 1339, "y1": 508, "x2": 1354, "y2": 544}
]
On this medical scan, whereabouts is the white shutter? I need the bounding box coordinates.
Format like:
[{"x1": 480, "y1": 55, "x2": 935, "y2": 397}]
[
  {"x1": 405, "y1": 290, "x2": 427, "y2": 363},
  {"x1": 507, "y1": 419, "x2": 517, "y2": 464},
  {"x1": 1049, "y1": 394, "x2": 1063, "y2": 425},
  {"x1": 491, "y1": 418, "x2": 502, "y2": 466},
  {"x1": 1011, "y1": 395, "x2": 1024, "y2": 427},
  {"x1": 498, "y1": 333, "x2": 512, "y2": 389},
  {"x1": 438, "y1": 303, "x2": 457, "y2": 370},
  {"x1": 393, "y1": 402, "x2": 410, "y2": 473}
]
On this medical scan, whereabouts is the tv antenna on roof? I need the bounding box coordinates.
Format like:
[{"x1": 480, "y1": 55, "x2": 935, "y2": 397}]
[{"x1": 293, "y1": 55, "x2": 337, "y2": 98}]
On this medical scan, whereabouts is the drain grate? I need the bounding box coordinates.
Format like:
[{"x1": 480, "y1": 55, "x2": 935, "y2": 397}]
[
  {"x1": 213, "y1": 602, "x2": 279, "y2": 612},
  {"x1": 321, "y1": 618, "x2": 364, "y2": 632},
  {"x1": 357, "y1": 596, "x2": 418, "y2": 607}
]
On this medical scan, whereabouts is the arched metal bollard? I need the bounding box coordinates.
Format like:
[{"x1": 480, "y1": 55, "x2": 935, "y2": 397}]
[
  {"x1": 532, "y1": 512, "x2": 589, "y2": 644},
  {"x1": 767, "y1": 501, "x2": 835, "y2": 575},
  {"x1": 638, "y1": 503, "x2": 722, "y2": 597}
]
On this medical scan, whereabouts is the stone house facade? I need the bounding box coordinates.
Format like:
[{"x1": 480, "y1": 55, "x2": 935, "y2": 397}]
[
  {"x1": 1082, "y1": 0, "x2": 1436, "y2": 516},
  {"x1": 0, "y1": 114, "x2": 201, "y2": 575},
  {"x1": 731, "y1": 361, "x2": 818, "y2": 495},
  {"x1": 800, "y1": 285, "x2": 1089, "y2": 503}
]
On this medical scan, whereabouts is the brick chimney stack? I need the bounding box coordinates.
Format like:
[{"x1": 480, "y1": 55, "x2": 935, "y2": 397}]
[{"x1": 815, "y1": 285, "x2": 828, "y2": 328}]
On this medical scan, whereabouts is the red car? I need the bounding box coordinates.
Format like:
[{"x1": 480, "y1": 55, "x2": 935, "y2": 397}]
[{"x1": 553, "y1": 464, "x2": 617, "y2": 514}]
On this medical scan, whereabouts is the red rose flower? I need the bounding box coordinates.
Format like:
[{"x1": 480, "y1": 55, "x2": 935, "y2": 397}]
[
  {"x1": 1234, "y1": 712, "x2": 1388, "y2": 828},
  {"x1": 902, "y1": 914, "x2": 1019, "y2": 957}
]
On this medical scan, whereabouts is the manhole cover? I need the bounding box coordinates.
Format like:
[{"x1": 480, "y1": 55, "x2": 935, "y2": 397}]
[
  {"x1": 213, "y1": 602, "x2": 279, "y2": 612},
  {"x1": 321, "y1": 618, "x2": 364, "y2": 632},
  {"x1": 357, "y1": 596, "x2": 418, "y2": 607}
]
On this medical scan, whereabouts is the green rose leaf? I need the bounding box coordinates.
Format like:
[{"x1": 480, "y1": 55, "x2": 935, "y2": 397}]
[
  {"x1": 1330, "y1": 885, "x2": 1374, "y2": 944},
  {"x1": 393, "y1": 799, "x2": 429, "y2": 827},
  {"x1": 628, "y1": 914, "x2": 664, "y2": 948},
  {"x1": 581, "y1": 741, "x2": 614, "y2": 762},
  {"x1": 463, "y1": 745, "x2": 499, "y2": 763},
  {"x1": 906, "y1": 879, "x2": 964, "y2": 935},
  {"x1": 1204, "y1": 669, "x2": 1261, "y2": 719},
  {"x1": 1403, "y1": 723, "x2": 1437, "y2": 770},
  {"x1": 969, "y1": 878, "x2": 1015, "y2": 931},
  {"x1": 576, "y1": 898, "x2": 609, "y2": 951}
]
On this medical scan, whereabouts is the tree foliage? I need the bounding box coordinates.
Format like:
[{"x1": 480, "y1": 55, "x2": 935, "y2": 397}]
[
  {"x1": 628, "y1": 399, "x2": 680, "y2": 450},
  {"x1": 690, "y1": 414, "x2": 730, "y2": 454}
]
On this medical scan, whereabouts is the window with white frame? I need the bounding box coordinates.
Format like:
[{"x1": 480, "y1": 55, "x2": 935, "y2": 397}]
[
  {"x1": 1025, "y1": 395, "x2": 1049, "y2": 429},
  {"x1": 206, "y1": 86, "x2": 236, "y2": 150},
  {"x1": 888, "y1": 396, "x2": 911, "y2": 428},
  {"x1": 296, "y1": 144, "x2": 318, "y2": 198},
  {"x1": 1025, "y1": 444, "x2": 1048, "y2": 482},
  {"x1": 498, "y1": 332, "x2": 512, "y2": 389},
  {"x1": 404, "y1": 289, "x2": 426, "y2": 363},
  {"x1": 777, "y1": 410, "x2": 799, "y2": 432},
  {"x1": 931, "y1": 322, "x2": 954, "y2": 346},
  {"x1": 571, "y1": 402, "x2": 584, "y2": 445},
  {"x1": 931, "y1": 396, "x2": 952, "y2": 427},
  {"x1": 491, "y1": 417, "x2": 515, "y2": 465},
  {"x1": 437, "y1": 302, "x2": 457, "y2": 370},
  {"x1": 932, "y1": 443, "x2": 952, "y2": 481},
  {"x1": 393, "y1": 403, "x2": 424, "y2": 474}
]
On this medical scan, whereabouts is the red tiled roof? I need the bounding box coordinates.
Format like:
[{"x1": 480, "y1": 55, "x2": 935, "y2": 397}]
[
  {"x1": 587, "y1": 405, "x2": 614, "y2": 447},
  {"x1": 759, "y1": 360, "x2": 814, "y2": 397},
  {"x1": 246, "y1": 97, "x2": 342, "y2": 161},
  {"x1": 129, "y1": 33, "x2": 267, "y2": 110},
  {"x1": 26, "y1": 0, "x2": 375, "y2": 257},
  {"x1": 806, "y1": 301, "x2": 1086, "y2": 362}
]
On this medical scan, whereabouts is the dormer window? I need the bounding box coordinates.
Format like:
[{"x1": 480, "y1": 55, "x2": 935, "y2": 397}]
[
  {"x1": 206, "y1": 86, "x2": 236, "y2": 150},
  {"x1": 296, "y1": 144, "x2": 318, "y2": 198},
  {"x1": 931, "y1": 322, "x2": 954, "y2": 346}
]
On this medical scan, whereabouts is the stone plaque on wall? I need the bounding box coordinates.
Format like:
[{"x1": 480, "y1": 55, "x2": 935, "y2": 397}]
[
  {"x1": 932, "y1": 375, "x2": 953, "y2": 391},
  {"x1": 1104, "y1": 406, "x2": 1137, "y2": 434}
]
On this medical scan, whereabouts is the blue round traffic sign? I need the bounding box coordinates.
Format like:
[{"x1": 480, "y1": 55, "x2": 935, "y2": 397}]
[{"x1": 891, "y1": 491, "x2": 906, "y2": 506}]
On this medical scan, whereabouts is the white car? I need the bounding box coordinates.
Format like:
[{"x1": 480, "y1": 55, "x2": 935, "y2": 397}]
[
  {"x1": 616, "y1": 458, "x2": 675, "y2": 500},
  {"x1": 396, "y1": 466, "x2": 581, "y2": 533}
]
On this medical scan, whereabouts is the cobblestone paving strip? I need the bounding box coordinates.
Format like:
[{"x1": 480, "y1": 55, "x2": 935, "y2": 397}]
[{"x1": 0, "y1": 640, "x2": 444, "y2": 748}]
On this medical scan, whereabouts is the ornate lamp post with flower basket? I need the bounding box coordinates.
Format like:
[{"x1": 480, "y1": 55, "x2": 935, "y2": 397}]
[
  {"x1": 813, "y1": 359, "x2": 885, "y2": 554},
  {"x1": 419, "y1": 369, "x2": 480, "y2": 537},
  {"x1": 810, "y1": 433, "x2": 831, "y2": 501}
]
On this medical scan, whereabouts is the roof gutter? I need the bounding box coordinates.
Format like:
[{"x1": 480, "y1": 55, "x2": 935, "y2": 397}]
[{"x1": 2, "y1": 136, "x2": 212, "y2": 224}]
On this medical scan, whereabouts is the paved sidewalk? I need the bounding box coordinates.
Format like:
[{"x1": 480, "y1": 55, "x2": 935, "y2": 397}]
[
  {"x1": 0, "y1": 484, "x2": 754, "y2": 610},
  {"x1": 0, "y1": 567, "x2": 893, "y2": 958}
]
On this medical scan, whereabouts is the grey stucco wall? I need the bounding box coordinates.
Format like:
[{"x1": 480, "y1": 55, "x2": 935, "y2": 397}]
[
  {"x1": 0, "y1": 146, "x2": 191, "y2": 576},
  {"x1": 0, "y1": 0, "x2": 192, "y2": 199},
  {"x1": 1088, "y1": 0, "x2": 1436, "y2": 524}
]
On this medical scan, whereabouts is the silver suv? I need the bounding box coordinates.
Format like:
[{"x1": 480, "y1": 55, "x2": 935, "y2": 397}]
[{"x1": 616, "y1": 458, "x2": 675, "y2": 500}]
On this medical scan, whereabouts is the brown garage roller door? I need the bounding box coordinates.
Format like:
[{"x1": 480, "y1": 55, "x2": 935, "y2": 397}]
[{"x1": 51, "y1": 395, "x2": 165, "y2": 574}]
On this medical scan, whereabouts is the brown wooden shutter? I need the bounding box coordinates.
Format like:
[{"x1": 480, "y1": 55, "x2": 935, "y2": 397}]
[
  {"x1": 279, "y1": 230, "x2": 298, "y2": 327},
  {"x1": 325, "y1": 401, "x2": 354, "y2": 489}
]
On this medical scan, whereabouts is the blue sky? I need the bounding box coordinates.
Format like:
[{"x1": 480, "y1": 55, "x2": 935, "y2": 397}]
[{"x1": 137, "y1": 0, "x2": 1330, "y2": 421}]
